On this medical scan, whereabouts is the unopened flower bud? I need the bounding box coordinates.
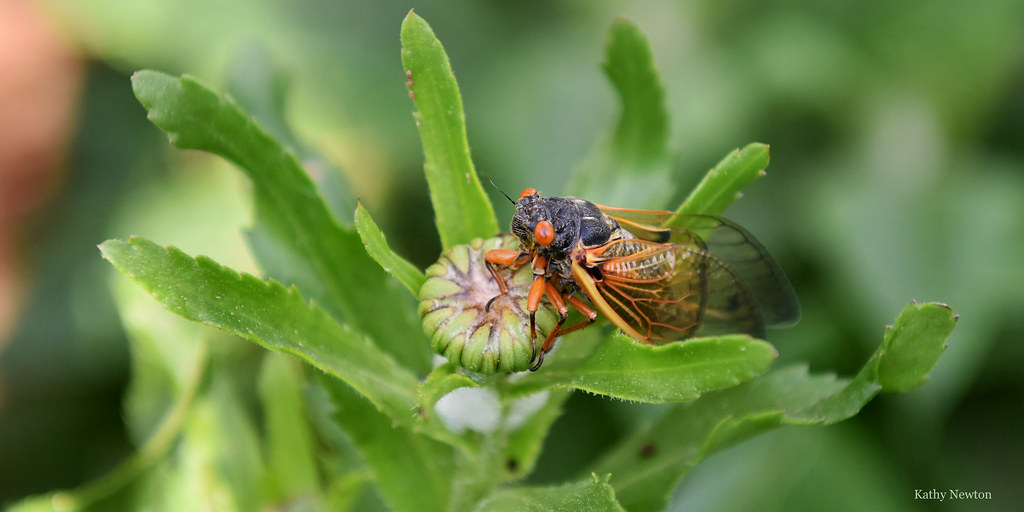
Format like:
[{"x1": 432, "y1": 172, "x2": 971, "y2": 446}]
[{"x1": 419, "y1": 235, "x2": 557, "y2": 374}]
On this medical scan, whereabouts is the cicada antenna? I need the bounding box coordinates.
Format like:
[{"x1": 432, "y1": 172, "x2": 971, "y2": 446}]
[{"x1": 488, "y1": 179, "x2": 517, "y2": 205}]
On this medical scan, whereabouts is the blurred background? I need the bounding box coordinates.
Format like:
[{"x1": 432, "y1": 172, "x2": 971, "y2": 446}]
[{"x1": 1, "y1": 0, "x2": 1021, "y2": 510}]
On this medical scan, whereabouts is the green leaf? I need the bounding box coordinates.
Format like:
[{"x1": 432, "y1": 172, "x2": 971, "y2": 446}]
[
  {"x1": 114, "y1": 275, "x2": 208, "y2": 446},
  {"x1": 99, "y1": 237, "x2": 421, "y2": 424},
  {"x1": 877, "y1": 301, "x2": 957, "y2": 392},
  {"x1": 449, "y1": 435, "x2": 505, "y2": 512},
  {"x1": 568, "y1": 17, "x2": 672, "y2": 208},
  {"x1": 503, "y1": 389, "x2": 572, "y2": 480},
  {"x1": 668, "y1": 142, "x2": 770, "y2": 222},
  {"x1": 400, "y1": 11, "x2": 499, "y2": 249},
  {"x1": 790, "y1": 355, "x2": 883, "y2": 424},
  {"x1": 355, "y1": 202, "x2": 425, "y2": 296},
  {"x1": 223, "y1": 45, "x2": 357, "y2": 220},
  {"x1": 510, "y1": 334, "x2": 777, "y2": 403},
  {"x1": 590, "y1": 302, "x2": 957, "y2": 512},
  {"x1": 6, "y1": 310, "x2": 208, "y2": 512},
  {"x1": 184, "y1": 369, "x2": 268, "y2": 512},
  {"x1": 475, "y1": 474, "x2": 625, "y2": 512},
  {"x1": 304, "y1": 383, "x2": 390, "y2": 512},
  {"x1": 257, "y1": 352, "x2": 321, "y2": 503},
  {"x1": 604, "y1": 17, "x2": 669, "y2": 170},
  {"x1": 324, "y1": 472, "x2": 374, "y2": 512},
  {"x1": 131, "y1": 70, "x2": 430, "y2": 373},
  {"x1": 132, "y1": 70, "x2": 275, "y2": 159},
  {"x1": 319, "y1": 375, "x2": 455, "y2": 512},
  {"x1": 414, "y1": 369, "x2": 574, "y2": 489},
  {"x1": 416, "y1": 363, "x2": 481, "y2": 416},
  {"x1": 589, "y1": 366, "x2": 853, "y2": 512}
]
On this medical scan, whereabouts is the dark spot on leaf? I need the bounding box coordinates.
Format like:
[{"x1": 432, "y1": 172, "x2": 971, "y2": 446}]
[{"x1": 639, "y1": 442, "x2": 656, "y2": 458}]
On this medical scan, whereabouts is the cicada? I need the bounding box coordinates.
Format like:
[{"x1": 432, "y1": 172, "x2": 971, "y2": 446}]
[{"x1": 485, "y1": 188, "x2": 800, "y2": 371}]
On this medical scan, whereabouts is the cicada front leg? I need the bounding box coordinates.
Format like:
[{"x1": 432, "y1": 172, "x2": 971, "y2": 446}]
[
  {"x1": 484, "y1": 249, "x2": 526, "y2": 296},
  {"x1": 484, "y1": 248, "x2": 545, "y2": 356}
]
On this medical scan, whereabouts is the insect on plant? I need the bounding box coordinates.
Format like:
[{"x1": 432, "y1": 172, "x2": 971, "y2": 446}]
[{"x1": 485, "y1": 188, "x2": 801, "y2": 370}]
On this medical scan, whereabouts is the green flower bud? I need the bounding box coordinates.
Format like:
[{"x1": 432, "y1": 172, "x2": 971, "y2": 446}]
[{"x1": 419, "y1": 235, "x2": 557, "y2": 374}]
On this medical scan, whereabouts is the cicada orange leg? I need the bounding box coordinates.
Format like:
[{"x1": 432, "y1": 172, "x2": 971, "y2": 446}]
[
  {"x1": 484, "y1": 248, "x2": 541, "y2": 360},
  {"x1": 528, "y1": 279, "x2": 597, "y2": 371},
  {"x1": 485, "y1": 249, "x2": 598, "y2": 370},
  {"x1": 484, "y1": 248, "x2": 529, "y2": 296}
]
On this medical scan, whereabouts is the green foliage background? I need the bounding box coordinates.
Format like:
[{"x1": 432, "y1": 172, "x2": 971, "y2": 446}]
[{"x1": 1, "y1": 1, "x2": 1021, "y2": 510}]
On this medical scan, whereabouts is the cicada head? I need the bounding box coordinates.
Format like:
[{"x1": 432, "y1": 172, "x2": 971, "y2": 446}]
[
  {"x1": 509, "y1": 189, "x2": 580, "y2": 258},
  {"x1": 509, "y1": 190, "x2": 539, "y2": 250}
]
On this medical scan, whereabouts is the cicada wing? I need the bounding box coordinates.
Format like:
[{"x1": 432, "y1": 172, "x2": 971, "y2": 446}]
[
  {"x1": 597, "y1": 204, "x2": 800, "y2": 328},
  {"x1": 672, "y1": 214, "x2": 801, "y2": 327},
  {"x1": 592, "y1": 205, "x2": 713, "y2": 247},
  {"x1": 593, "y1": 204, "x2": 676, "y2": 244},
  {"x1": 584, "y1": 239, "x2": 764, "y2": 343},
  {"x1": 690, "y1": 249, "x2": 766, "y2": 338}
]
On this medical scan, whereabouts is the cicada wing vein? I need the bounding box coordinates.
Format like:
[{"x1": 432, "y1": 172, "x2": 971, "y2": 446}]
[
  {"x1": 570, "y1": 259, "x2": 646, "y2": 342},
  {"x1": 579, "y1": 238, "x2": 763, "y2": 343},
  {"x1": 592, "y1": 204, "x2": 678, "y2": 244},
  {"x1": 596, "y1": 205, "x2": 800, "y2": 327},
  {"x1": 671, "y1": 214, "x2": 800, "y2": 327}
]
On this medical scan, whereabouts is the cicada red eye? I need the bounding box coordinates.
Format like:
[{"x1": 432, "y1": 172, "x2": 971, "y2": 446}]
[
  {"x1": 534, "y1": 220, "x2": 555, "y2": 246},
  {"x1": 519, "y1": 188, "x2": 538, "y2": 199}
]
